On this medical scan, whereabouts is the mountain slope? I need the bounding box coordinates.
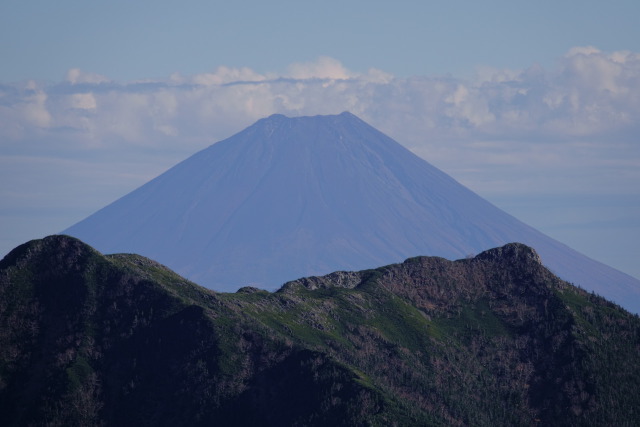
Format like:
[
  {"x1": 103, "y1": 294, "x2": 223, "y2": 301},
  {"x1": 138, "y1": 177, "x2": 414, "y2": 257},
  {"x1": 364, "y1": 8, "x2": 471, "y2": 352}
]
[
  {"x1": 63, "y1": 112, "x2": 640, "y2": 313},
  {"x1": 1, "y1": 236, "x2": 640, "y2": 426},
  {"x1": 0, "y1": 236, "x2": 383, "y2": 426}
]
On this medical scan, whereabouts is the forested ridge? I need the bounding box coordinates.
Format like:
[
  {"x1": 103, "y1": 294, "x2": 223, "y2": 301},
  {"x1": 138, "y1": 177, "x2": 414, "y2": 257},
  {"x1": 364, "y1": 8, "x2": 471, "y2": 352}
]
[{"x1": 1, "y1": 235, "x2": 639, "y2": 426}]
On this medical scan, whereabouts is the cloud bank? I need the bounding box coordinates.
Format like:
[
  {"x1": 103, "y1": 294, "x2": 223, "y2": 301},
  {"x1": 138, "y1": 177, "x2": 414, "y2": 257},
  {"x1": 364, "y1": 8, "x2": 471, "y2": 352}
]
[{"x1": 1, "y1": 47, "x2": 639, "y2": 196}]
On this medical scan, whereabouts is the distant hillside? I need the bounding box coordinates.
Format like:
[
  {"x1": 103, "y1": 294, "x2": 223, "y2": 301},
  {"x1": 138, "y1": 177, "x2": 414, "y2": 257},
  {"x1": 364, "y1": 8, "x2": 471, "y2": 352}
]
[
  {"x1": 62, "y1": 112, "x2": 640, "y2": 313},
  {"x1": 1, "y1": 236, "x2": 639, "y2": 426}
]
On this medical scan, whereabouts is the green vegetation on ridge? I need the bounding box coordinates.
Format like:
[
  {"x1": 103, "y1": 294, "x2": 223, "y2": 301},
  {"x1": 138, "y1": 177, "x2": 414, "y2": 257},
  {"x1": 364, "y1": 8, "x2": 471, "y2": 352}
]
[{"x1": 1, "y1": 236, "x2": 639, "y2": 426}]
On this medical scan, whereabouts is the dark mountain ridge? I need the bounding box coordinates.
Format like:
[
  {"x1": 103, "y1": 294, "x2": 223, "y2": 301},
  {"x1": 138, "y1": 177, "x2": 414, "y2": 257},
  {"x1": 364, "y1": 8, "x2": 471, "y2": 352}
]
[
  {"x1": 62, "y1": 112, "x2": 640, "y2": 313},
  {"x1": 1, "y1": 235, "x2": 639, "y2": 426}
]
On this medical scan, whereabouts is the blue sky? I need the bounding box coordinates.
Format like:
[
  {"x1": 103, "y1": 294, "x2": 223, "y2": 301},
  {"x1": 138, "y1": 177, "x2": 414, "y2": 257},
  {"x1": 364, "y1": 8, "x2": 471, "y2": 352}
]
[
  {"x1": 3, "y1": 0, "x2": 639, "y2": 82},
  {"x1": 1, "y1": 0, "x2": 639, "y2": 280}
]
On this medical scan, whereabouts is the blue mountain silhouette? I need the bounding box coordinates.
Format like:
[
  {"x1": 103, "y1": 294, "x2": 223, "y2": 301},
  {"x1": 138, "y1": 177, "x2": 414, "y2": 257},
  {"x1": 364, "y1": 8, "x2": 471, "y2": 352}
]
[{"x1": 64, "y1": 112, "x2": 640, "y2": 312}]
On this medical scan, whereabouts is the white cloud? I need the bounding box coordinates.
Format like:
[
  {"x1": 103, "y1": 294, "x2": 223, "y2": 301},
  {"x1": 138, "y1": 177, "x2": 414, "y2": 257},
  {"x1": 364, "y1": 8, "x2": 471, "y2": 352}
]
[
  {"x1": 190, "y1": 66, "x2": 267, "y2": 86},
  {"x1": 66, "y1": 68, "x2": 110, "y2": 85},
  {"x1": 287, "y1": 56, "x2": 353, "y2": 80},
  {"x1": 0, "y1": 84, "x2": 52, "y2": 142},
  {"x1": 22, "y1": 90, "x2": 51, "y2": 128},
  {"x1": 0, "y1": 48, "x2": 638, "y2": 195},
  {"x1": 565, "y1": 46, "x2": 602, "y2": 57},
  {"x1": 444, "y1": 84, "x2": 495, "y2": 126},
  {"x1": 69, "y1": 93, "x2": 97, "y2": 110}
]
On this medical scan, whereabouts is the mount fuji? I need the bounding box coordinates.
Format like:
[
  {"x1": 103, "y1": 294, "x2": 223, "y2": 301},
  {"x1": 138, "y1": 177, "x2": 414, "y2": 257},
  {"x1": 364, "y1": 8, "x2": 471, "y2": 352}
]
[{"x1": 63, "y1": 112, "x2": 640, "y2": 313}]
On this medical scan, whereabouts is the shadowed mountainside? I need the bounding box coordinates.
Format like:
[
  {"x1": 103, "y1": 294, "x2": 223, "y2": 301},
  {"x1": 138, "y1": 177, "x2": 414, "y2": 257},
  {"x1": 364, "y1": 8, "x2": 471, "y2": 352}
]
[{"x1": 1, "y1": 235, "x2": 640, "y2": 426}]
